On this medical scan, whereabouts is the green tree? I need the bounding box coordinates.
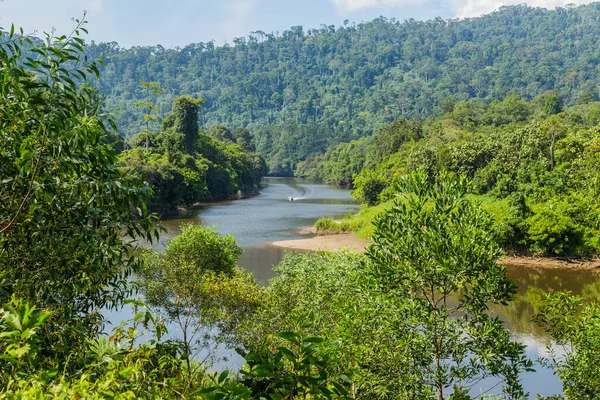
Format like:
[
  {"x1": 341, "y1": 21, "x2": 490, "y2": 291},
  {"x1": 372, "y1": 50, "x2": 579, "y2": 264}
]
[
  {"x1": 577, "y1": 91, "x2": 595, "y2": 105},
  {"x1": 544, "y1": 94, "x2": 563, "y2": 115},
  {"x1": 0, "y1": 19, "x2": 158, "y2": 365},
  {"x1": 240, "y1": 251, "x2": 421, "y2": 398},
  {"x1": 232, "y1": 127, "x2": 256, "y2": 152},
  {"x1": 208, "y1": 125, "x2": 236, "y2": 145},
  {"x1": 134, "y1": 81, "x2": 164, "y2": 150},
  {"x1": 536, "y1": 291, "x2": 600, "y2": 399},
  {"x1": 370, "y1": 118, "x2": 421, "y2": 164},
  {"x1": 84, "y1": 2, "x2": 600, "y2": 170},
  {"x1": 440, "y1": 97, "x2": 456, "y2": 114},
  {"x1": 163, "y1": 96, "x2": 205, "y2": 154},
  {"x1": 140, "y1": 224, "x2": 262, "y2": 373},
  {"x1": 367, "y1": 170, "x2": 532, "y2": 399},
  {"x1": 352, "y1": 171, "x2": 386, "y2": 206}
]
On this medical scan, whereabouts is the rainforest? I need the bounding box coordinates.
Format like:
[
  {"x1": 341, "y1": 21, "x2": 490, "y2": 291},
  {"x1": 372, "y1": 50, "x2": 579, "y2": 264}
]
[{"x1": 1, "y1": 3, "x2": 600, "y2": 399}]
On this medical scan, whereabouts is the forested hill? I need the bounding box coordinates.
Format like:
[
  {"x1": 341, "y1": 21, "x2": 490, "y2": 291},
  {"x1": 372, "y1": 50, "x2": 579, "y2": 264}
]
[{"x1": 91, "y1": 2, "x2": 600, "y2": 173}]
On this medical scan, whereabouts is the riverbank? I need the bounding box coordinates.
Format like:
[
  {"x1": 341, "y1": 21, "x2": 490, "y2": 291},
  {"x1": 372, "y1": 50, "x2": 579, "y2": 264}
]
[
  {"x1": 272, "y1": 231, "x2": 600, "y2": 270},
  {"x1": 272, "y1": 232, "x2": 368, "y2": 253},
  {"x1": 157, "y1": 188, "x2": 262, "y2": 218}
]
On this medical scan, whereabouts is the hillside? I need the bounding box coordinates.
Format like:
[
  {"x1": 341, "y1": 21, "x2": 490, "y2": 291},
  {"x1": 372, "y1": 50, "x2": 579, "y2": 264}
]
[
  {"x1": 90, "y1": 3, "x2": 600, "y2": 173},
  {"x1": 309, "y1": 95, "x2": 600, "y2": 257}
]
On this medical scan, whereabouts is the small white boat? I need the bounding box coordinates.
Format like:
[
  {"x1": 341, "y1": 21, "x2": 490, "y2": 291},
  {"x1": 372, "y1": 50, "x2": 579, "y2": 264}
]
[{"x1": 288, "y1": 197, "x2": 294, "y2": 202}]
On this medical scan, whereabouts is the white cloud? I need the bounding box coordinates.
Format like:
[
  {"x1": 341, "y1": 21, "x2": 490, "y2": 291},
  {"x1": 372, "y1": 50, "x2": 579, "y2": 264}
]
[
  {"x1": 87, "y1": 0, "x2": 103, "y2": 12},
  {"x1": 223, "y1": 0, "x2": 259, "y2": 39},
  {"x1": 330, "y1": 0, "x2": 423, "y2": 13},
  {"x1": 330, "y1": 0, "x2": 596, "y2": 16},
  {"x1": 451, "y1": 0, "x2": 596, "y2": 18}
]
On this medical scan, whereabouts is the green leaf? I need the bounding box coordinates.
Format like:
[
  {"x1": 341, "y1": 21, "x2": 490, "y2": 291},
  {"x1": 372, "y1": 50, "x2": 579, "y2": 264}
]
[
  {"x1": 277, "y1": 331, "x2": 300, "y2": 344},
  {"x1": 277, "y1": 346, "x2": 297, "y2": 362},
  {"x1": 218, "y1": 370, "x2": 229, "y2": 384}
]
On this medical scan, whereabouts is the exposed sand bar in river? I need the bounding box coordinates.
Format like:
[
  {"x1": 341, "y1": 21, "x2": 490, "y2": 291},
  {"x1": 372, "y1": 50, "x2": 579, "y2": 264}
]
[
  {"x1": 272, "y1": 231, "x2": 600, "y2": 270},
  {"x1": 272, "y1": 233, "x2": 368, "y2": 253}
]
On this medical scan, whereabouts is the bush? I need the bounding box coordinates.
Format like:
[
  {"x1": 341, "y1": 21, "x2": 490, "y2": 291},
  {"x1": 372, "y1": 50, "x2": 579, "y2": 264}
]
[
  {"x1": 526, "y1": 208, "x2": 583, "y2": 256},
  {"x1": 352, "y1": 172, "x2": 387, "y2": 206},
  {"x1": 315, "y1": 218, "x2": 337, "y2": 234},
  {"x1": 496, "y1": 193, "x2": 532, "y2": 251},
  {"x1": 238, "y1": 251, "x2": 416, "y2": 398},
  {"x1": 536, "y1": 292, "x2": 600, "y2": 398}
]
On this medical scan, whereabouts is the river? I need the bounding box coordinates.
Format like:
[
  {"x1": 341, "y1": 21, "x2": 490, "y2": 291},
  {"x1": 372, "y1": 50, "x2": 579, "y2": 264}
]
[
  {"x1": 112, "y1": 177, "x2": 599, "y2": 397},
  {"x1": 157, "y1": 177, "x2": 358, "y2": 282}
]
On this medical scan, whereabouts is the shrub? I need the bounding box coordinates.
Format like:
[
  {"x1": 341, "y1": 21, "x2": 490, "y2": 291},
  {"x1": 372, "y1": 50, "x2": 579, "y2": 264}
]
[
  {"x1": 352, "y1": 172, "x2": 387, "y2": 206},
  {"x1": 526, "y1": 206, "x2": 584, "y2": 256},
  {"x1": 536, "y1": 292, "x2": 600, "y2": 398}
]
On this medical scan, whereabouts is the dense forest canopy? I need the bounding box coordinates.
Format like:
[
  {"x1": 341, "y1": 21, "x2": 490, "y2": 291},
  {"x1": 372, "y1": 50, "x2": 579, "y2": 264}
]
[
  {"x1": 310, "y1": 94, "x2": 600, "y2": 257},
  {"x1": 91, "y1": 2, "x2": 600, "y2": 172},
  {"x1": 4, "y1": 9, "x2": 600, "y2": 399},
  {"x1": 120, "y1": 94, "x2": 267, "y2": 213}
]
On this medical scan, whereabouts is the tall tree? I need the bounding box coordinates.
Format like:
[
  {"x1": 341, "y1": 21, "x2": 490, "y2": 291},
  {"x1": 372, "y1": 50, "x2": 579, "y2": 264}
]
[
  {"x1": 172, "y1": 96, "x2": 205, "y2": 154},
  {"x1": 134, "y1": 81, "x2": 164, "y2": 150},
  {"x1": 367, "y1": 170, "x2": 532, "y2": 398}
]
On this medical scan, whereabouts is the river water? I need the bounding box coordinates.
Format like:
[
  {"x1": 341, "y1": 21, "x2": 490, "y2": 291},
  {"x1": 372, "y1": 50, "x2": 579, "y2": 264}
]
[
  {"x1": 157, "y1": 177, "x2": 358, "y2": 282},
  {"x1": 119, "y1": 177, "x2": 599, "y2": 397}
]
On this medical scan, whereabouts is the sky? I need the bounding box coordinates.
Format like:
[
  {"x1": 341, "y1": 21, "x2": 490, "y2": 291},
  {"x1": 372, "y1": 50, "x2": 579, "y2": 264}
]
[{"x1": 0, "y1": 0, "x2": 597, "y2": 48}]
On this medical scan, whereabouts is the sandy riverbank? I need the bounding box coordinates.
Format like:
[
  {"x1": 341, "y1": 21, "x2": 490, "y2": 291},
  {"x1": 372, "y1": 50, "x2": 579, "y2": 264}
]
[
  {"x1": 272, "y1": 232, "x2": 368, "y2": 253},
  {"x1": 272, "y1": 231, "x2": 600, "y2": 270}
]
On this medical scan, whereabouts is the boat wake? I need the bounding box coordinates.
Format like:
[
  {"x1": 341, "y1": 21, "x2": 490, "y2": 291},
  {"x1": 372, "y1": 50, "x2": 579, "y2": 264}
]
[{"x1": 288, "y1": 185, "x2": 310, "y2": 202}]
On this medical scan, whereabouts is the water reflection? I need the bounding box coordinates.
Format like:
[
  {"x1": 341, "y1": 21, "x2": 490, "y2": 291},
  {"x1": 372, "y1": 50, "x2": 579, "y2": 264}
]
[
  {"x1": 497, "y1": 266, "x2": 600, "y2": 340},
  {"x1": 156, "y1": 177, "x2": 357, "y2": 251},
  {"x1": 126, "y1": 177, "x2": 600, "y2": 397}
]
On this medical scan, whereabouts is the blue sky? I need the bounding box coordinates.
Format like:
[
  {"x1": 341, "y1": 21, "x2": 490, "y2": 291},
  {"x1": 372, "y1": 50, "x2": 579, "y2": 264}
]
[{"x1": 1, "y1": 0, "x2": 595, "y2": 48}]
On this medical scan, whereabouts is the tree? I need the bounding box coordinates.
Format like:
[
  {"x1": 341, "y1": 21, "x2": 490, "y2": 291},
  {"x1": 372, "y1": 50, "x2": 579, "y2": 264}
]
[
  {"x1": 352, "y1": 171, "x2": 386, "y2": 206},
  {"x1": 577, "y1": 91, "x2": 595, "y2": 105},
  {"x1": 367, "y1": 170, "x2": 532, "y2": 399},
  {"x1": 239, "y1": 251, "x2": 420, "y2": 398},
  {"x1": 0, "y1": 19, "x2": 158, "y2": 366},
  {"x1": 440, "y1": 97, "x2": 456, "y2": 114},
  {"x1": 140, "y1": 224, "x2": 262, "y2": 373},
  {"x1": 232, "y1": 127, "x2": 256, "y2": 152},
  {"x1": 370, "y1": 118, "x2": 421, "y2": 164},
  {"x1": 208, "y1": 125, "x2": 236, "y2": 144},
  {"x1": 544, "y1": 94, "x2": 563, "y2": 115},
  {"x1": 134, "y1": 81, "x2": 164, "y2": 150},
  {"x1": 121, "y1": 96, "x2": 267, "y2": 211},
  {"x1": 163, "y1": 96, "x2": 205, "y2": 154},
  {"x1": 536, "y1": 291, "x2": 600, "y2": 399},
  {"x1": 86, "y1": 2, "x2": 600, "y2": 170}
]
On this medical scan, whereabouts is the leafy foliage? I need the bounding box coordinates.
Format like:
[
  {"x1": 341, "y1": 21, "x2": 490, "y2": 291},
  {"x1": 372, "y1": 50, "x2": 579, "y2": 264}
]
[
  {"x1": 0, "y1": 296, "x2": 51, "y2": 383},
  {"x1": 536, "y1": 292, "x2": 600, "y2": 399},
  {"x1": 242, "y1": 173, "x2": 535, "y2": 398},
  {"x1": 0, "y1": 299, "x2": 202, "y2": 399},
  {"x1": 120, "y1": 96, "x2": 267, "y2": 212},
  {"x1": 0, "y1": 19, "x2": 158, "y2": 366},
  {"x1": 367, "y1": 170, "x2": 533, "y2": 398},
  {"x1": 210, "y1": 318, "x2": 356, "y2": 400},
  {"x1": 90, "y1": 3, "x2": 600, "y2": 170},
  {"x1": 239, "y1": 251, "x2": 424, "y2": 398},
  {"x1": 316, "y1": 95, "x2": 600, "y2": 256},
  {"x1": 141, "y1": 224, "x2": 263, "y2": 372},
  {"x1": 4, "y1": 9, "x2": 600, "y2": 399}
]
